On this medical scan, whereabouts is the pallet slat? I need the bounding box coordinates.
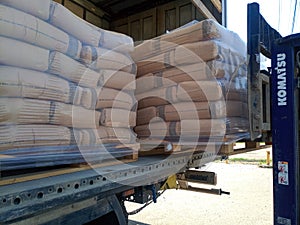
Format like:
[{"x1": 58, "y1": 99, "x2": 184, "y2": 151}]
[{"x1": 218, "y1": 142, "x2": 271, "y2": 155}]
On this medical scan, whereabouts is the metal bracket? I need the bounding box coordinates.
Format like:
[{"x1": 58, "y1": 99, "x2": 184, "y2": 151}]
[
  {"x1": 163, "y1": 170, "x2": 229, "y2": 195},
  {"x1": 260, "y1": 73, "x2": 271, "y2": 131},
  {"x1": 177, "y1": 170, "x2": 217, "y2": 185}
]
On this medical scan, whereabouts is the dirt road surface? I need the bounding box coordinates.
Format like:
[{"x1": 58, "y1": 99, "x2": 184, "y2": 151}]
[{"x1": 127, "y1": 149, "x2": 273, "y2": 225}]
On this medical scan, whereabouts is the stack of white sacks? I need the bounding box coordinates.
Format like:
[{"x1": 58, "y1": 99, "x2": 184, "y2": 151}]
[
  {"x1": 0, "y1": 0, "x2": 137, "y2": 153},
  {"x1": 132, "y1": 19, "x2": 249, "y2": 143}
]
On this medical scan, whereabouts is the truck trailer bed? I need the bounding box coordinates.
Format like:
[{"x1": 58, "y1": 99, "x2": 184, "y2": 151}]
[{"x1": 0, "y1": 149, "x2": 215, "y2": 224}]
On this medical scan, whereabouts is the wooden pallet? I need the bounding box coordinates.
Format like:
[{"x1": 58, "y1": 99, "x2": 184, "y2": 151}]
[
  {"x1": 138, "y1": 139, "x2": 217, "y2": 156},
  {"x1": 0, "y1": 157, "x2": 138, "y2": 186},
  {"x1": 218, "y1": 142, "x2": 271, "y2": 155}
]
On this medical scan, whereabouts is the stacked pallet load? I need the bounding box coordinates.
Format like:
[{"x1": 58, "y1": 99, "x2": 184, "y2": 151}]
[
  {"x1": 133, "y1": 19, "x2": 249, "y2": 153},
  {"x1": 0, "y1": 1, "x2": 138, "y2": 171}
]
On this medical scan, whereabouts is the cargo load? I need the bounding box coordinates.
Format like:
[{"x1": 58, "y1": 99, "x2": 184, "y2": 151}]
[
  {"x1": 133, "y1": 19, "x2": 249, "y2": 147},
  {"x1": 0, "y1": 2, "x2": 138, "y2": 170}
]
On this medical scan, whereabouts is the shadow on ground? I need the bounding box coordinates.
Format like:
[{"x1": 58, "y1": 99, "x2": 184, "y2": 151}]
[{"x1": 128, "y1": 220, "x2": 151, "y2": 225}]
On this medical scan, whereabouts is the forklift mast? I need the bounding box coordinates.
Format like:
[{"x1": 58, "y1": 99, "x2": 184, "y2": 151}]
[{"x1": 248, "y1": 3, "x2": 300, "y2": 225}]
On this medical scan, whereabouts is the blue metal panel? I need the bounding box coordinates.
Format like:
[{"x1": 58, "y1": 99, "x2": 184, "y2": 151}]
[
  {"x1": 247, "y1": 3, "x2": 260, "y2": 83},
  {"x1": 271, "y1": 34, "x2": 300, "y2": 225},
  {"x1": 247, "y1": 3, "x2": 282, "y2": 139}
]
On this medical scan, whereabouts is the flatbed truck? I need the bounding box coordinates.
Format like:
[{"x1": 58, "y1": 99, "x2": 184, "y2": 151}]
[{"x1": 0, "y1": 1, "x2": 299, "y2": 225}]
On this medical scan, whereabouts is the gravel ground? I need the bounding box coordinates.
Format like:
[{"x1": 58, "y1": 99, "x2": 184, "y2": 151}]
[{"x1": 127, "y1": 149, "x2": 273, "y2": 225}]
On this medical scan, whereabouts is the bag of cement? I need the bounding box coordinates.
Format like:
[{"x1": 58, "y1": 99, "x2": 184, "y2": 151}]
[
  {"x1": 136, "y1": 40, "x2": 246, "y2": 76},
  {"x1": 0, "y1": 98, "x2": 100, "y2": 129},
  {"x1": 1, "y1": 38, "x2": 98, "y2": 87},
  {"x1": 0, "y1": 36, "x2": 50, "y2": 72},
  {"x1": 1, "y1": 0, "x2": 51, "y2": 20},
  {"x1": 97, "y1": 70, "x2": 136, "y2": 91},
  {"x1": 0, "y1": 28, "x2": 132, "y2": 91},
  {"x1": 134, "y1": 119, "x2": 226, "y2": 138},
  {"x1": 96, "y1": 88, "x2": 136, "y2": 110},
  {"x1": 137, "y1": 97, "x2": 169, "y2": 109},
  {"x1": 80, "y1": 45, "x2": 135, "y2": 72},
  {"x1": 99, "y1": 108, "x2": 136, "y2": 127},
  {"x1": 176, "y1": 81, "x2": 224, "y2": 102},
  {"x1": 49, "y1": 2, "x2": 134, "y2": 52},
  {"x1": 0, "y1": 125, "x2": 109, "y2": 151},
  {"x1": 136, "y1": 101, "x2": 248, "y2": 126},
  {"x1": 136, "y1": 101, "x2": 227, "y2": 125},
  {"x1": 0, "y1": 66, "x2": 98, "y2": 109},
  {"x1": 86, "y1": 23, "x2": 134, "y2": 53},
  {"x1": 49, "y1": 2, "x2": 102, "y2": 47},
  {"x1": 0, "y1": 4, "x2": 82, "y2": 59},
  {"x1": 136, "y1": 81, "x2": 224, "y2": 104},
  {"x1": 0, "y1": 38, "x2": 104, "y2": 88},
  {"x1": 48, "y1": 51, "x2": 102, "y2": 88},
  {"x1": 136, "y1": 64, "x2": 224, "y2": 93}
]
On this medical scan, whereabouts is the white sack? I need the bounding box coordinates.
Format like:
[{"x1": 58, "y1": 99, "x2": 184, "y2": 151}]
[
  {"x1": 0, "y1": 4, "x2": 82, "y2": 59},
  {"x1": 0, "y1": 36, "x2": 49, "y2": 71},
  {"x1": 1, "y1": 0, "x2": 51, "y2": 20},
  {"x1": 49, "y1": 2, "x2": 102, "y2": 47}
]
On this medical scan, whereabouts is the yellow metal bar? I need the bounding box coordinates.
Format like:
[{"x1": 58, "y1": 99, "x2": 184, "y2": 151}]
[{"x1": 266, "y1": 150, "x2": 270, "y2": 165}]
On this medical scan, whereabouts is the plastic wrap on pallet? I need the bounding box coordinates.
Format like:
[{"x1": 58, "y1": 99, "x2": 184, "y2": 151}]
[
  {"x1": 136, "y1": 40, "x2": 246, "y2": 77},
  {"x1": 0, "y1": 144, "x2": 138, "y2": 171},
  {"x1": 0, "y1": 4, "x2": 82, "y2": 59},
  {"x1": 0, "y1": 126, "x2": 138, "y2": 165},
  {"x1": 134, "y1": 19, "x2": 249, "y2": 144},
  {"x1": 0, "y1": 125, "x2": 73, "y2": 151},
  {"x1": 0, "y1": 126, "x2": 103, "y2": 151},
  {"x1": 0, "y1": 0, "x2": 138, "y2": 171},
  {"x1": 132, "y1": 19, "x2": 246, "y2": 61},
  {"x1": 225, "y1": 117, "x2": 250, "y2": 134}
]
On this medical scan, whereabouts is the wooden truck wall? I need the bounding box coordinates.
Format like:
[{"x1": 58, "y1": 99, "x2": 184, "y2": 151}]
[
  {"x1": 53, "y1": 0, "x2": 110, "y2": 29},
  {"x1": 112, "y1": 0, "x2": 221, "y2": 41},
  {"x1": 53, "y1": 0, "x2": 222, "y2": 41}
]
